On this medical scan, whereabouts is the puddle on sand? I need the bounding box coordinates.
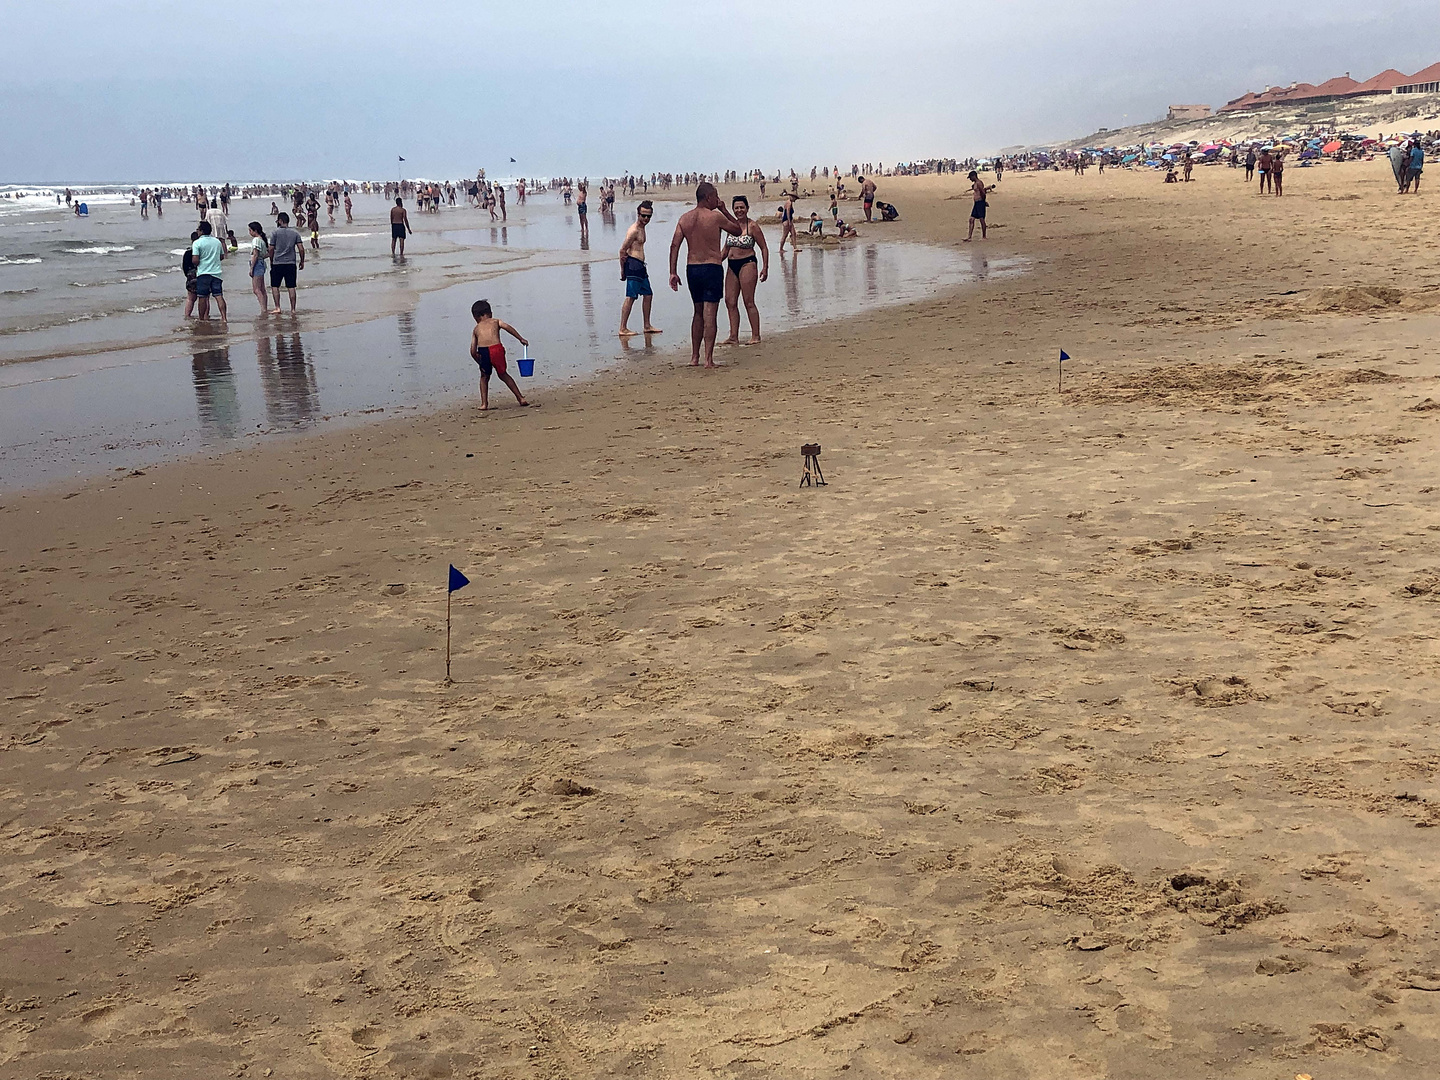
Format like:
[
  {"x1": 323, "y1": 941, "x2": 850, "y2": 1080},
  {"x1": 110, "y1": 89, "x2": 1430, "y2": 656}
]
[{"x1": 0, "y1": 243, "x2": 1023, "y2": 491}]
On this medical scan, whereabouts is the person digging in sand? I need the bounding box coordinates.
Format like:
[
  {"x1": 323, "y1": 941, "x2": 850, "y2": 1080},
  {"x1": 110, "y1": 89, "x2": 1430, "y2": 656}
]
[{"x1": 469, "y1": 299, "x2": 531, "y2": 410}]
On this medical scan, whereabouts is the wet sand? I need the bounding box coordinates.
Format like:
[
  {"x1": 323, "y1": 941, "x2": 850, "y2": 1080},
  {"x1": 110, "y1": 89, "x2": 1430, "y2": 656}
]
[
  {"x1": 4, "y1": 162, "x2": 1440, "y2": 1078},
  {"x1": 1, "y1": 193, "x2": 1017, "y2": 489}
]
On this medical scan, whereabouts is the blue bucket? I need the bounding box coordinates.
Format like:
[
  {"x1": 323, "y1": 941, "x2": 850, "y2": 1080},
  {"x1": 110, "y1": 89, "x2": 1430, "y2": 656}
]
[{"x1": 516, "y1": 345, "x2": 535, "y2": 378}]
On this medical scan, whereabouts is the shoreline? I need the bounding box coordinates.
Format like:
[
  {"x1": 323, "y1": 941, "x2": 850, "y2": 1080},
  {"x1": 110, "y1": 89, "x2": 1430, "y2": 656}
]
[{"x1": 2, "y1": 183, "x2": 1026, "y2": 493}]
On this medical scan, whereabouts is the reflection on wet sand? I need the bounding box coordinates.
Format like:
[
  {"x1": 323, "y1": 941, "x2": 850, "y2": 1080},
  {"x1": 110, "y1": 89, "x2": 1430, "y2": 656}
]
[
  {"x1": 191, "y1": 347, "x2": 240, "y2": 438},
  {"x1": 5, "y1": 241, "x2": 1025, "y2": 490},
  {"x1": 618, "y1": 330, "x2": 664, "y2": 357},
  {"x1": 780, "y1": 251, "x2": 802, "y2": 316},
  {"x1": 579, "y1": 262, "x2": 598, "y2": 348},
  {"x1": 256, "y1": 333, "x2": 320, "y2": 429},
  {"x1": 397, "y1": 310, "x2": 419, "y2": 360}
]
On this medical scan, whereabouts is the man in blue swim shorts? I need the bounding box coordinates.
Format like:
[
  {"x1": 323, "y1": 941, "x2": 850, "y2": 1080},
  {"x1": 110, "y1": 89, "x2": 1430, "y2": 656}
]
[
  {"x1": 618, "y1": 201, "x2": 661, "y2": 336},
  {"x1": 668, "y1": 181, "x2": 741, "y2": 367}
]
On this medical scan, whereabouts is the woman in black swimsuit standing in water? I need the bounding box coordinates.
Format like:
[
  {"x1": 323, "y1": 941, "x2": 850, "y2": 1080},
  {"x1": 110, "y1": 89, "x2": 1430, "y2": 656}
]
[{"x1": 720, "y1": 195, "x2": 769, "y2": 346}]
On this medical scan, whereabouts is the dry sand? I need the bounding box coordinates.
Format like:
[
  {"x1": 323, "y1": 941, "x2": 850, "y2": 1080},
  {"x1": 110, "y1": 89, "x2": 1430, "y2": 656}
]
[{"x1": 4, "y1": 161, "x2": 1440, "y2": 1079}]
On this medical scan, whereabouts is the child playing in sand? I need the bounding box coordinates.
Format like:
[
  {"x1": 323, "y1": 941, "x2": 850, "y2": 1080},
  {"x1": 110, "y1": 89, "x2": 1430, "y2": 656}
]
[{"x1": 468, "y1": 299, "x2": 531, "y2": 411}]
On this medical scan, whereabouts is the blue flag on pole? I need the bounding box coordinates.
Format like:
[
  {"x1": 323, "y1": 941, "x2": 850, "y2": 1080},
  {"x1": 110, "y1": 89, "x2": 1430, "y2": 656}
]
[
  {"x1": 398, "y1": 156, "x2": 405, "y2": 162},
  {"x1": 1059, "y1": 350, "x2": 1070, "y2": 361},
  {"x1": 448, "y1": 565, "x2": 469, "y2": 592}
]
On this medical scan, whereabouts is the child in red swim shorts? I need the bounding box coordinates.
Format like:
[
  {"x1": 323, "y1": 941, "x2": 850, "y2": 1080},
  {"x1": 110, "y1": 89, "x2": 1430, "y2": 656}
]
[{"x1": 469, "y1": 299, "x2": 531, "y2": 411}]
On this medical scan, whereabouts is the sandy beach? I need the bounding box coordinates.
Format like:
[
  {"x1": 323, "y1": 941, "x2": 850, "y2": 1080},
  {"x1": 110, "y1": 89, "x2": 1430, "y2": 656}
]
[{"x1": 4, "y1": 160, "x2": 1440, "y2": 1079}]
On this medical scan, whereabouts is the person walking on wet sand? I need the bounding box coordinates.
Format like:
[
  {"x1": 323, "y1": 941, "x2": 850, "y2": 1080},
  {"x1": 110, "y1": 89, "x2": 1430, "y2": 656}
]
[
  {"x1": 190, "y1": 220, "x2": 227, "y2": 323},
  {"x1": 619, "y1": 201, "x2": 661, "y2": 336},
  {"x1": 469, "y1": 300, "x2": 530, "y2": 410},
  {"x1": 577, "y1": 181, "x2": 590, "y2": 243},
  {"x1": 964, "y1": 171, "x2": 994, "y2": 241},
  {"x1": 859, "y1": 175, "x2": 877, "y2": 221},
  {"x1": 776, "y1": 193, "x2": 798, "y2": 254},
  {"x1": 390, "y1": 197, "x2": 412, "y2": 255},
  {"x1": 668, "y1": 181, "x2": 742, "y2": 368}
]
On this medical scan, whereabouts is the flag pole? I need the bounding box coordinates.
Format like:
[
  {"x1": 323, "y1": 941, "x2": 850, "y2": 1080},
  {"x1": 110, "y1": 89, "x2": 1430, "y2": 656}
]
[{"x1": 446, "y1": 588, "x2": 452, "y2": 683}]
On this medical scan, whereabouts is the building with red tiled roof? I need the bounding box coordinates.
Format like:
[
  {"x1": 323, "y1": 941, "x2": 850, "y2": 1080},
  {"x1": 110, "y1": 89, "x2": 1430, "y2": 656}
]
[
  {"x1": 1311, "y1": 76, "x2": 1360, "y2": 96},
  {"x1": 1218, "y1": 65, "x2": 1439, "y2": 113},
  {"x1": 1397, "y1": 63, "x2": 1440, "y2": 95},
  {"x1": 1352, "y1": 68, "x2": 1409, "y2": 94}
]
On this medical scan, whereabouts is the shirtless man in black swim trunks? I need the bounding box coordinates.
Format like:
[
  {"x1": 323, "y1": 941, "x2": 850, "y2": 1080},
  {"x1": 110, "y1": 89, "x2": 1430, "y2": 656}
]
[
  {"x1": 390, "y1": 198, "x2": 412, "y2": 256},
  {"x1": 668, "y1": 181, "x2": 741, "y2": 368},
  {"x1": 576, "y1": 181, "x2": 589, "y2": 243},
  {"x1": 964, "y1": 171, "x2": 995, "y2": 241}
]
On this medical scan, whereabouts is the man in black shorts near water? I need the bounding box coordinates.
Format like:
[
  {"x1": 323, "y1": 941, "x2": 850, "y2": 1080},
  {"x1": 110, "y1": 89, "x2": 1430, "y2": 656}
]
[
  {"x1": 267, "y1": 212, "x2": 305, "y2": 313},
  {"x1": 390, "y1": 197, "x2": 412, "y2": 256},
  {"x1": 668, "y1": 181, "x2": 741, "y2": 368},
  {"x1": 964, "y1": 170, "x2": 995, "y2": 241}
]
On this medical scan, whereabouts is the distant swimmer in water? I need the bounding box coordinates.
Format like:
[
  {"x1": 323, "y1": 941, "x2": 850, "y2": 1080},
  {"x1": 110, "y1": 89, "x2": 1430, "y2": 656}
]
[
  {"x1": 390, "y1": 197, "x2": 411, "y2": 256},
  {"x1": 469, "y1": 299, "x2": 531, "y2": 411},
  {"x1": 668, "y1": 180, "x2": 742, "y2": 368},
  {"x1": 618, "y1": 201, "x2": 661, "y2": 336},
  {"x1": 963, "y1": 170, "x2": 995, "y2": 241}
]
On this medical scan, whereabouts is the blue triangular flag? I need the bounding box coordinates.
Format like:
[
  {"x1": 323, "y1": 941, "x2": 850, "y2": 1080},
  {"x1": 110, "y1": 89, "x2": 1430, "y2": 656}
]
[
  {"x1": 398, "y1": 155, "x2": 405, "y2": 162},
  {"x1": 1059, "y1": 350, "x2": 1070, "y2": 361},
  {"x1": 448, "y1": 565, "x2": 470, "y2": 592}
]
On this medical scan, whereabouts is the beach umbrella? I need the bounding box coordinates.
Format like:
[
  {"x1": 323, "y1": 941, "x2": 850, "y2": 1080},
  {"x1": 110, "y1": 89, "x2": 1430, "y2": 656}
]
[{"x1": 1322, "y1": 140, "x2": 1342, "y2": 153}]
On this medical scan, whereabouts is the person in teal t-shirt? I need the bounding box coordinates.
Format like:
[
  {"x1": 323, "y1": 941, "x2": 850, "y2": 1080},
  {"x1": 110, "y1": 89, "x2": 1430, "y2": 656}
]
[{"x1": 190, "y1": 220, "x2": 227, "y2": 322}]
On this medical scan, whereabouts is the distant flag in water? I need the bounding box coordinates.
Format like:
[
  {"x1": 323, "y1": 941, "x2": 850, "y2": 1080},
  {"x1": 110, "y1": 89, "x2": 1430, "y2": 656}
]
[
  {"x1": 448, "y1": 565, "x2": 470, "y2": 592},
  {"x1": 510, "y1": 157, "x2": 517, "y2": 163}
]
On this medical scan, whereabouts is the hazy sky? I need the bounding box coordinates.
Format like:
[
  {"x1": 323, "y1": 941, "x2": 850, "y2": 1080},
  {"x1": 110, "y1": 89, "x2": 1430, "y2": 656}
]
[{"x1": 5, "y1": 0, "x2": 1438, "y2": 182}]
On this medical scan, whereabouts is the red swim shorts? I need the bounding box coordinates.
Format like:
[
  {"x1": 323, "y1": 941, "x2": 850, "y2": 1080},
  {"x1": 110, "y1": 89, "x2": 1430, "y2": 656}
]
[{"x1": 475, "y1": 342, "x2": 507, "y2": 378}]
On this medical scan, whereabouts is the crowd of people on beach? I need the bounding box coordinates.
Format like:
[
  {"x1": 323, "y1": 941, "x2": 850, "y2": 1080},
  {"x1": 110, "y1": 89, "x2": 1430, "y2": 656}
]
[{"x1": 148, "y1": 121, "x2": 1429, "y2": 410}]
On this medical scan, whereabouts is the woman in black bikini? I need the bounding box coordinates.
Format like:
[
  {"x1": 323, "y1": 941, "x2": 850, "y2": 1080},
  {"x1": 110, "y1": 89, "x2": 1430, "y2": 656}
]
[{"x1": 720, "y1": 195, "x2": 769, "y2": 346}]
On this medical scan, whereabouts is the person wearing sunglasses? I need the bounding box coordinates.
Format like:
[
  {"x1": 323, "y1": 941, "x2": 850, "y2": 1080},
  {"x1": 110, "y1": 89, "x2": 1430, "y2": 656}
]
[{"x1": 619, "y1": 201, "x2": 661, "y2": 336}]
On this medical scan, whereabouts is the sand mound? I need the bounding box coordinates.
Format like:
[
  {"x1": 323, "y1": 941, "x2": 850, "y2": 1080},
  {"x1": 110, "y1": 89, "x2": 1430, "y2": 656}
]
[
  {"x1": 1299, "y1": 286, "x2": 1404, "y2": 313},
  {"x1": 1074, "y1": 359, "x2": 1401, "y2": 409},
  {"x1": 1273, "y1": 284, "x2": 1440, "y2": 315}
]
